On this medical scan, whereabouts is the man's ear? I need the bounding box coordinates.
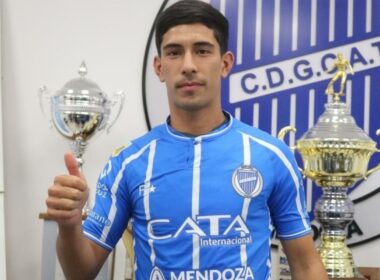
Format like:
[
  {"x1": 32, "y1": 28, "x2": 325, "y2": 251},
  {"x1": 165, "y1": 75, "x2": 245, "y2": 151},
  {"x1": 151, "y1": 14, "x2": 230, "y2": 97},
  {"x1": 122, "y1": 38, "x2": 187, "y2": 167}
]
[
  {"x1": 154, "y1": 56, "x2": 165, "y2": 82},
  {"x1": 221, "y1": 51, "x2": 234, "y2": 78}
]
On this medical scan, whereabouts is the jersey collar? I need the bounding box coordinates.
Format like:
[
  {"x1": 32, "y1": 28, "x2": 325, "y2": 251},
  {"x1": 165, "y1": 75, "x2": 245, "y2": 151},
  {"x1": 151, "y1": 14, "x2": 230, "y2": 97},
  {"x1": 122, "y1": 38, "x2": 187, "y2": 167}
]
[{"x1": 165, "y1": 111, "x2": 233, "y2": 141}]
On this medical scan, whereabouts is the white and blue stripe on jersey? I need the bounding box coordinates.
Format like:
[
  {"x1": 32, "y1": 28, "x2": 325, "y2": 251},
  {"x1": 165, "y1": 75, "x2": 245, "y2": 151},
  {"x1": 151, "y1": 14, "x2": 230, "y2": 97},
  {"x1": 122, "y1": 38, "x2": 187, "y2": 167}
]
[{"x1": 83, "y1": 113, "x2": 311, "y2": 280}]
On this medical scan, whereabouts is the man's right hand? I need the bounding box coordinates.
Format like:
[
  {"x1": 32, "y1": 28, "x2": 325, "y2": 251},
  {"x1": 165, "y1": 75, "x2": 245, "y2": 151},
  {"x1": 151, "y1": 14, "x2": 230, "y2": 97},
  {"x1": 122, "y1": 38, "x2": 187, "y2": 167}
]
[
  {"x1": 46, "y1": 152, "x2": 89, "y2": 227},
  {"x1": 48, "y1": 153, "x2": 110, "y2": 279}
]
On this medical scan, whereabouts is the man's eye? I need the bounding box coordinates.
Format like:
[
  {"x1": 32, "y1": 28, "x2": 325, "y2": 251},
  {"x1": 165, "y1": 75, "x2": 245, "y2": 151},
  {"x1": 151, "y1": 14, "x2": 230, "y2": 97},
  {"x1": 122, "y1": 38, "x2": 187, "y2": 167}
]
[
  {"x1": 166, "y1": 50, "x2": 180, "y2": 56},
  {"x1": 197, "y1": 49, "x2": 211, "y2": 55}
]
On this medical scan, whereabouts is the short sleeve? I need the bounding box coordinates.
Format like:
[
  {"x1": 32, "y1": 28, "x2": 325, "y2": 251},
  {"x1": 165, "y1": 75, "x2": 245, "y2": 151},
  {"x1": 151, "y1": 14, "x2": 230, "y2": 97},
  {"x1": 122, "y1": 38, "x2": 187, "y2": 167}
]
[
  {"x1": 268, "y1": 143, "x2": 311, "y2": 240},
  {"x1": 83, "y1": 153, "x2": 131, "y2": 250}
]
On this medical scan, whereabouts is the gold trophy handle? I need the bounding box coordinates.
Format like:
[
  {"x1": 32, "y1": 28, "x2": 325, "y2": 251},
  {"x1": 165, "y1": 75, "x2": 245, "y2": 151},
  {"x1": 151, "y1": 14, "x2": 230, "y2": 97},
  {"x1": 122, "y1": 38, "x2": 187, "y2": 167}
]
[
  {"x1": 277, "y1": 126, "x2": 305, "y2": 176},
  {"x1": 366, "y1": 164, "x2": 380, "y2": 178},
  {"x1": 365, "y1": 129, "x2": 380, "y2": 178},
  {"x1": 277, "y1": 126, "x2": 296, "y2": 142}
]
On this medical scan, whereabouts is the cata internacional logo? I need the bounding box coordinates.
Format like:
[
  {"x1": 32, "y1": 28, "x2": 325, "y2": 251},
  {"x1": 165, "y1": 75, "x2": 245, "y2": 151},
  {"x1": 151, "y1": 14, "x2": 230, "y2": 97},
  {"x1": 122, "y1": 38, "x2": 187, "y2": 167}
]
[{"x1": 142, "y1": 0, "x2": 380, "y2": 247}]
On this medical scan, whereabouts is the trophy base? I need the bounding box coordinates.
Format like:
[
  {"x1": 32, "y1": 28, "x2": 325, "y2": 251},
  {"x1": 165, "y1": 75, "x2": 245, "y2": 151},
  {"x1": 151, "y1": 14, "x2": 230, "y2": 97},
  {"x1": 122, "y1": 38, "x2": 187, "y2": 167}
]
[{"x1": 318, "y1": 235, "x2": 360, "y2": 279}]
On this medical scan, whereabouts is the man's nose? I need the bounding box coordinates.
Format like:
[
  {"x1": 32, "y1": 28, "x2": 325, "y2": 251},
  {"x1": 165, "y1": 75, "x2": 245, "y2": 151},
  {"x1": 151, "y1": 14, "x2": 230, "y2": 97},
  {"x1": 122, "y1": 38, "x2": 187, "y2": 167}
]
[{"x1": 181, "y1": 52, "x2": 197, "y2": 75}]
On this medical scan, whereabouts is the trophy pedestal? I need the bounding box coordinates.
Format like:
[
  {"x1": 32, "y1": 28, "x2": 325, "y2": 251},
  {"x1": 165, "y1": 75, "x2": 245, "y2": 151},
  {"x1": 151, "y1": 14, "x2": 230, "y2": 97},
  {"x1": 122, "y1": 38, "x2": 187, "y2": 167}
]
[
  {"x1": 329, "y1": 267, "x2": 380, "y2": 280},
  {"x1": 39, "y1": 212, "x2": 110, "y2": 280},
  {"x1": 327, "y1": 267, "x2": 380, "y2": 280},
  {"x1": 318, "y1": 234, "x2": 359, "y2": 278},
  {"x1": 315, "y1": 187, "x2": 361, "y2": 279}
]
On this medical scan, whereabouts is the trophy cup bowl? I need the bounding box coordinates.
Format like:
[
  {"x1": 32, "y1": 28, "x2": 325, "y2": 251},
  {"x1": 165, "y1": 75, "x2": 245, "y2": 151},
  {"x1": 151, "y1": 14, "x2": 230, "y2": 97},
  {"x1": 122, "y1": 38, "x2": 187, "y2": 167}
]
[
  {"x1": 296, "y1": 101, "x2": 379, "y2": 188},
  {"x1": 278, "y1": 55, "x2": 380, "y2": 278},
  {"x1": 297, "y1": 139, "x2": 376, "y2": 187},
  {"x1": 49, "y1": 77, "x2": 110, "y2": 165},
  {"x1": 40, "y1": 61, "x2": 125, "y2": 212},
  {"x1": 51, "y1": 86, "x2": 108, "y2": 142}
]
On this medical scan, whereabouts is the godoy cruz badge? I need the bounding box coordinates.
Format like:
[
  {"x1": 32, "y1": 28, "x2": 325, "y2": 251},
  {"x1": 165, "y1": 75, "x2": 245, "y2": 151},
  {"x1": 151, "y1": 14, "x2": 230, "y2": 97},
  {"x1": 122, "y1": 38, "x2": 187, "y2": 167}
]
[
  {"x1": 39, "y1": 61, "x2": 125, "y2": 214},
  {"x1": 278, "y1": 53, "x2": 380, "y2": 278}
]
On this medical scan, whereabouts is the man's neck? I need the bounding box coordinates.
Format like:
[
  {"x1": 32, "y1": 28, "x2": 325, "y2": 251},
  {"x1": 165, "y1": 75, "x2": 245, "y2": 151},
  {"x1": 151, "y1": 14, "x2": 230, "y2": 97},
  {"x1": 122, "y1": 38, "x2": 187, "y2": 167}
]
[{"x1": 169, "y1": 109, "x2": 227, "y2": 136}]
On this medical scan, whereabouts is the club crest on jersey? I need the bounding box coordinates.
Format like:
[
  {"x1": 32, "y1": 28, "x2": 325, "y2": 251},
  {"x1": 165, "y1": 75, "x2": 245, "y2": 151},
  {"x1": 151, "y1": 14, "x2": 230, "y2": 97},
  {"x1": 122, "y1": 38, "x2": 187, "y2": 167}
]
[
  {"x1": 150, "y1": 267, "x2": 165, "y2": 280},
  {"x1": 232, "y1": 165, "x2": 263, "y2": 198}
]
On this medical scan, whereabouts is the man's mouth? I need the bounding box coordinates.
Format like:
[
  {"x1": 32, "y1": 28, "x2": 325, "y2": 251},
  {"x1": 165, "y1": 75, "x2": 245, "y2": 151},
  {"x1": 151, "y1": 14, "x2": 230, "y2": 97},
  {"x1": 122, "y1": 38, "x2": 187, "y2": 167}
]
[{"x1": 177, "y1": 81, "x2": 204, "y2": 90}]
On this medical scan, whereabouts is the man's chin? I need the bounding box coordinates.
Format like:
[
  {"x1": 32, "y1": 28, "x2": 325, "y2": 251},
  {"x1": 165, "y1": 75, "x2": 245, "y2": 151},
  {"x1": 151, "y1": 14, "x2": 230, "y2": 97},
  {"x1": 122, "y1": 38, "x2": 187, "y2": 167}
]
[{"x1": 175, "y1": 101, "x2": 209, "y2": 112}]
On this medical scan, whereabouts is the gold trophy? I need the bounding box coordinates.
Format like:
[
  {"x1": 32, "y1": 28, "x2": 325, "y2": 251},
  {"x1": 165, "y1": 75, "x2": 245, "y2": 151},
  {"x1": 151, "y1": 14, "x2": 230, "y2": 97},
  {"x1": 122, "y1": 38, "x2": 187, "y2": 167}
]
[{"x1": 279, "y1": 54, "x2": 380, "y2": 278}]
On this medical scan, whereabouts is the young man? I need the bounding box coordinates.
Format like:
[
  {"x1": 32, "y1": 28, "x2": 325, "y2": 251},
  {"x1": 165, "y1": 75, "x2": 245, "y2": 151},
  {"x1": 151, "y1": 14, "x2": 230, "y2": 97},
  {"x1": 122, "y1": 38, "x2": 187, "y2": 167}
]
[{"x1": 46, "y1": 1, "x2": 328, "y2": 279}]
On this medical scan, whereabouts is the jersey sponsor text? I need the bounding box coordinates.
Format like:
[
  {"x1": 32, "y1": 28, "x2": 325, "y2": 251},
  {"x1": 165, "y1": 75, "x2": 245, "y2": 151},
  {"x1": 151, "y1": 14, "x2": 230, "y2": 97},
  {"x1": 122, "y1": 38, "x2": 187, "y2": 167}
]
[{"x1": 170, "y1": 266, "x2": 254, "y2": 280}]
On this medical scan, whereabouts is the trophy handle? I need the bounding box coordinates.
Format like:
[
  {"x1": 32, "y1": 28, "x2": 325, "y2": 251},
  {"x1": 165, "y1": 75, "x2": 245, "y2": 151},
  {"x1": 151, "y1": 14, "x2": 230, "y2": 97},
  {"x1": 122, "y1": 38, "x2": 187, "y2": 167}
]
[
  {"x1": 366, "y1": 164, "x2": 380, "y2": 178},
  {"x1": 38, "y1": 85, "x2": 53, "y2": 128},
  {"x1": 106, "y1": 90, "x2": 125, "y2": 133},
  {"x1": 365, "y1": 129, "x2": 380, "y2": 178},
  {"x1": 277, "y1": 126, "x2": 305, "y2": 176},
  {"x1": 277, "y1": 126, "x2": 296, "y2": 144}
]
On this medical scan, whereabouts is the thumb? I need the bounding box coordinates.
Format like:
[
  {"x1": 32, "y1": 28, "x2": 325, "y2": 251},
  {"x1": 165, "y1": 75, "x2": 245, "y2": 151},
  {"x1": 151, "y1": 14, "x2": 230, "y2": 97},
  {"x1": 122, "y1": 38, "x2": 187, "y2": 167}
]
[{"x1": 64, "y1": 152, "x2": 82, "y2": 177}]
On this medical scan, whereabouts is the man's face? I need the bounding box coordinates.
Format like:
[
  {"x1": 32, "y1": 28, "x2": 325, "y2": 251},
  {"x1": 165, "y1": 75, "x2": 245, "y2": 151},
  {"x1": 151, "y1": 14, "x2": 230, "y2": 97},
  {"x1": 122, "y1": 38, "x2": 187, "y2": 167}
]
[{"x1": 154, "y1": 23, "x2": 233, "y2": 113}]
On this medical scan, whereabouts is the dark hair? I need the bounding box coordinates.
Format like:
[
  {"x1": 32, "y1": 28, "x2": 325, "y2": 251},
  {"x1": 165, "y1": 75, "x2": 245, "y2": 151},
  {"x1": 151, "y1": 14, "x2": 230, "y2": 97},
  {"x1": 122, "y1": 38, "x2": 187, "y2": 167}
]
[{"x1": 155, "y1": 0, "x2": 229, "y2": 56}]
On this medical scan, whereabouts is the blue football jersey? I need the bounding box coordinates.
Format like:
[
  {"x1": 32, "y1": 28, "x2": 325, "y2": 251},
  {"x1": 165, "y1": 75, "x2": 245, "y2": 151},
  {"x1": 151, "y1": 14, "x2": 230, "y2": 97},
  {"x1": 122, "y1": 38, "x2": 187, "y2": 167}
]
[{"x1": 83, "y1": 114, "x2": 311, "y2": 280}]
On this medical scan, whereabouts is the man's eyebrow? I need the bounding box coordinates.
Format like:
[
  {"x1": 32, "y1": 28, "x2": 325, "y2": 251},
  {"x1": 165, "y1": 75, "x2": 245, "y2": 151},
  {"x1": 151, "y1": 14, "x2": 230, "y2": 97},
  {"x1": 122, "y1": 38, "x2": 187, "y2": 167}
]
[
  {"x1": 162, "y1": 43, "x2": 182, "y2": 50},
  {"x1": 193, "y1": 41, "x2": 215, "y2": 48},
  {"x1": 162, "y1": 41, "x2": 215, "y2": 50}
]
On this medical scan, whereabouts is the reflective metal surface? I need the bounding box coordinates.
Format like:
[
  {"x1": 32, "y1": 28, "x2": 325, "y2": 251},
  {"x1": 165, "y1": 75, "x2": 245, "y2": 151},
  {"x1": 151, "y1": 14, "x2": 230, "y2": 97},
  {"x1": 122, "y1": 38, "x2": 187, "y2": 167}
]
[
  {"x1": 278, "y1": 54, "x2": 379, "y2": 278},
  {"x1": 40, "y1": 62, "x2": 125, "y2": 213},
  {"x1": 296, "y1": 101, "x2": 377, "y2": 187},
  {"x1": 40, "y1": 61, "x2": 124, "y2": 165}
]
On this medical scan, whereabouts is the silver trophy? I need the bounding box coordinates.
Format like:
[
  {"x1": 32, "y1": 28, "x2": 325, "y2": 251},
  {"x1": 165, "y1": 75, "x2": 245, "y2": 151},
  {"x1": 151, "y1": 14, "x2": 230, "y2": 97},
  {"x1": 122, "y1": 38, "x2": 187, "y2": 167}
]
[{"x1": 39, "y1": 61, "x2": 125, "y2": 212}]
